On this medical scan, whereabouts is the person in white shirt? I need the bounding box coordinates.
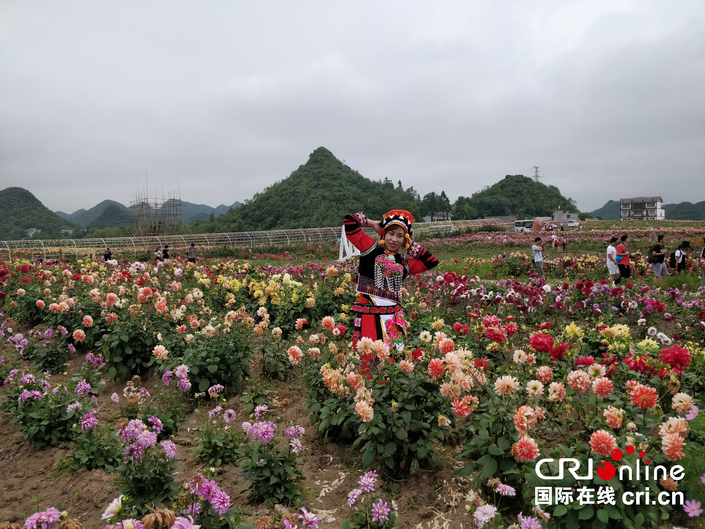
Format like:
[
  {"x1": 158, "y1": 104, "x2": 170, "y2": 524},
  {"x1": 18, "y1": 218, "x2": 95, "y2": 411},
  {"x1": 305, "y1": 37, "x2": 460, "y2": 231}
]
[
  {"x1": 531, "y1": 237, "x2": 544, "y2": 278},
  {"x1": 606, "y1": 237, "x2": 620, "y2": 287}
]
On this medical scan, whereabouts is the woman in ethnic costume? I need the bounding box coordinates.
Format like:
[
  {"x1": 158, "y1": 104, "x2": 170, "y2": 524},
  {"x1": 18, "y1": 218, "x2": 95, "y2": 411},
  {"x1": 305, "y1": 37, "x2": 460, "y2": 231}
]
[{"x1": 343, "y1": 210, "x2": 439, "y2": 375}]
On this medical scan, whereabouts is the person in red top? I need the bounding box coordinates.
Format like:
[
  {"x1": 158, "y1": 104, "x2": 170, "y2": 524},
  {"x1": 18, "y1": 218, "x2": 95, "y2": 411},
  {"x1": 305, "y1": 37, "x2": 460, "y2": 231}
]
[
  {"x1": 343, "y1": 210, "x2": 438, "y2": 375},
  {"x1": 615, "y1": 234, "x2": 631, "y2": 283}
]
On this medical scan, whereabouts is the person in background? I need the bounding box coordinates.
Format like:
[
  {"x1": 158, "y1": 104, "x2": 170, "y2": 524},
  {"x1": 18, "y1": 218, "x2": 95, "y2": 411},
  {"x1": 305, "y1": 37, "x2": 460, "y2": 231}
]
[
  {"x1": 675, "y1": 241, "x2": 690, "y2": 273},
  {"x1": 162, "y1": 245, "x2": 170, "y2": 265},
  {"x1": 606, "y1": 237, "x2": 620, "y2": 288},
  {"x1": 187, "y1": 243, "x2": 196, "y2": 264},
  {"x1": 651, "y1": 235, "x2": 667, "y2": 283},
  {"x1": 615, "y1": 235, "x2": 631, "y2": 284},
  {"x1": 562, "y1": 237, "x2": 567, "y2": 252},
  {"x1": 104, "y1": 247, "x2": 112, "y2": 261},
  {"x1": 154, "y1": 247, "x2": 161, "y2": 262},
  {"x1": 531, "y1": 237, "x2": 544, "y2": 278},
  {"x1": 698, "y1": 235, "x2": 705, "y2": 286}
]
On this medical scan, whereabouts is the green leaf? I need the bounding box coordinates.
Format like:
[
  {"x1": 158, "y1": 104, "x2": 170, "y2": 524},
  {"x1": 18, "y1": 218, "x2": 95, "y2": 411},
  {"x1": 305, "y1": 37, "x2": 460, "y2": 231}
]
[
  {"x1": 199, "y1": 379, "x2": 210, "y2": 392},
  {"x1": 480, "y1": 457, "x2": 498, "y2": 479},
  {"x1": 597, "y1": 509, "x2": 609, "y2": 523},
  {"x1": 487, "y1": 445, "x2": 504, "y2": 456},
  {"x1": 108, "y1": 367, "x2": 117, "y2": 379},
  {"x1": 578, "y1": 506, "x2": 594, "y2": 520},
  {"x1": 384, "y1": 443, "x2": 396, "y2": 457},
  {"x1": 394, "y1": 428, "x2": 407, "y2": 440},
  {"x1": 208, "y1": 364, "x2": 219, "y2": 373},
  {"x1": 362, "y1": 447, "x2": 375, "y2": 467},
  {"x1": 553, "y1": 505, "x2": 568, "y2": 517},
  {"x1": 604, "y1": 504, "x2": 621, "y2": 520},
  {"x1": 634, "y1": 513, "x2": 644, "y2": 527}
]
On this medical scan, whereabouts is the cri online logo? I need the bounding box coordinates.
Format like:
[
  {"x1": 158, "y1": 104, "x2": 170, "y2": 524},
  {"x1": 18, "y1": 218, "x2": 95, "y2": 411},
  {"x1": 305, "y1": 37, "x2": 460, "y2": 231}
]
[{"x1": 536, "y1": 445, "x2": 685, "y2": 482}]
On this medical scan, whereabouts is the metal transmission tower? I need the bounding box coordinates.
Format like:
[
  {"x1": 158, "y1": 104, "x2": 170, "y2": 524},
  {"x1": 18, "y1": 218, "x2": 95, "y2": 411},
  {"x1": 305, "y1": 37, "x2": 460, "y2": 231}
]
[
  {"x1": 533, "y1": 166, "x2": 541, "y2": 183},
  {"x1": 130, "y1": 179, "x2": 183, "y2": 236}
]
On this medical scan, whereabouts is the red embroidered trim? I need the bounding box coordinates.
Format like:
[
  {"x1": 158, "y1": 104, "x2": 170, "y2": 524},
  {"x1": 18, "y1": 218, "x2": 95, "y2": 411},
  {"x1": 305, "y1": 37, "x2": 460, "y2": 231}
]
[{"x1": 352, "y1": 304, "x2": 401, "y2": 314}]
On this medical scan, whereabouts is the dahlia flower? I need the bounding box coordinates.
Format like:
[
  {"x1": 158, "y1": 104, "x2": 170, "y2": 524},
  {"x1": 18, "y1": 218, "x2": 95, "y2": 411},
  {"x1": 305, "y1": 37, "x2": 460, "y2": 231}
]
[
  {"x1": 662, "y1": 433, "x2": 685, "y2": 461},
  {"x1": 672, "y1": 392, "x2": 694, "y2": 414},
  {"x1": 494, "y1": 375, "x2": 520, "y2": 396},
  {"x1": 474, "y1": 504, "x2": 498, "y2": 528},
  {"x1": 589, "y1": 430, "x2": 618, "y2": 457},
  {"x1": 630, "y1": 383, "x2": 658, "y2": 409},
  {"x1": 512, "y1": 436, "x2": 540, "y2": 462}
]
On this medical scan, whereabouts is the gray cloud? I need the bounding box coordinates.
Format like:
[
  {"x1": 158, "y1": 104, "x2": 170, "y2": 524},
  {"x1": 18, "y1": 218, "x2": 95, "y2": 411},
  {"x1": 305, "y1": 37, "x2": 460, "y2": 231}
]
[{"x1": 1, "y1": 0, "x2": 704, "y2": 214}]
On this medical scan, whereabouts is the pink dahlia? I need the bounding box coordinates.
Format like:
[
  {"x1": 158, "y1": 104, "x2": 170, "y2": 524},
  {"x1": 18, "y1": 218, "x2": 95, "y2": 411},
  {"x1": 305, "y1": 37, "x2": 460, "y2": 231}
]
[
  {"x1": 592, "y1": 377, "x2": 613, "y2": 397},
  {"x1": 567, "y1": 370, "x2": 591, "y2": 392},
  {"x1": 548, "y1": 382, "x2": 566, "y2": 402},
  {"x1": 535, "y1": 366, "x2": 553, "y2": 384},
  {"x1": 494, "y1": 376, "x2": 520, "y2": 396},
  {"x1": 287, "y1": 346, "x2": 303, "y2": 365},
  {"x1": 662, "y1": 433, "x2": 685, "y2": 461},
  {"x1": 603, "y1": 406, "x2": 624, "y2": 429},
  {"x1": 672, "y1": 392, "x2": 694, "y2": 414},
  {"x1": 511, "y1": 436, "x2": 540, "y2": 462},
  {"x1": 513, "y1": 405, "x2": 538, "y2": 433},
  {"x1": 589, "y1": 430, "x2": 618, "y2": 457},
  {"x1": 658, "y1": 417, "x2": 689, "y2": 439},
  {"x1": 428, "y1": 358, "x2": 445, "y2": 377}
]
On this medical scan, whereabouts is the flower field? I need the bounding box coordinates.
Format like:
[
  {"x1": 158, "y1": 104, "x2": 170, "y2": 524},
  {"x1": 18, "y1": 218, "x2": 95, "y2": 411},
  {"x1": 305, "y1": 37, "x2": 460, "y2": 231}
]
[{"x1": 0, "y1": 224, "x2": 704, "y2": 529}]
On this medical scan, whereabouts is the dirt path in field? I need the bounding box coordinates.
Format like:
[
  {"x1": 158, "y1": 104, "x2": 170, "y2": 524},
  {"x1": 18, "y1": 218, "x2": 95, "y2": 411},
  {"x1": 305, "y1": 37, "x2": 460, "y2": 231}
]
[{"x1": 0, "y1": 328, "x2": 473, "y2": 528}]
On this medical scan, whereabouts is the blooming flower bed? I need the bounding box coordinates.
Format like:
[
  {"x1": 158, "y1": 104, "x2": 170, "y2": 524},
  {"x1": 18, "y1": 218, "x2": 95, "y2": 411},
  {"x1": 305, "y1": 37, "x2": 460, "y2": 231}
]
[{"x1": 0, "y1": 242, "x2": 704, "y2": 528}]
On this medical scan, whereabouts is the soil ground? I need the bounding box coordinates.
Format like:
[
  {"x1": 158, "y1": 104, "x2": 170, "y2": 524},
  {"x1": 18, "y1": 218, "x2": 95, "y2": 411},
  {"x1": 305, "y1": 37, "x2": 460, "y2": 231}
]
[{"x1": 0, "y1": 321, "x2": 475, "y2": 529}]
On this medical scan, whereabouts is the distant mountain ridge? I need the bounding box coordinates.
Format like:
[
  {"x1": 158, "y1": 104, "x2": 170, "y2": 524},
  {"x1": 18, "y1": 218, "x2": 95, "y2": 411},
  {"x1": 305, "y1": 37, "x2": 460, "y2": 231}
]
[
  {"x1": 0, "y1": 187, "x2": 79, "y2": 240},
  {"x1": 590, "y1": 200, "x2": 705, "y2": 220},
  {"x1": 0, "y1": 187, "x2": 242, "y2": 240},
  {"x1": 56, "y1": 199, "x2": 129, "y2": 227},
  {"x1": 56, "y1": 198, "x2": 242, "y2": 228}
]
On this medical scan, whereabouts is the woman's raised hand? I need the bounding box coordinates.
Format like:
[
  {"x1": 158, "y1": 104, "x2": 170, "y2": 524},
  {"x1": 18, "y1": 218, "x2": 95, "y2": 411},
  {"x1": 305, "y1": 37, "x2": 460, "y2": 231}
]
[{"x1": 367, "y1": 219, "x2": 382, "y2": 231}]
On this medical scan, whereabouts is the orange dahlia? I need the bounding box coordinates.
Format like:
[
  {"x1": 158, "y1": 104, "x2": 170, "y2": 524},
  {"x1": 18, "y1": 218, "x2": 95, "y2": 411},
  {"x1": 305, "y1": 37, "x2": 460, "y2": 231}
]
[{"x1": 630, "y1": 383, "x2": 658, "y2": 409}]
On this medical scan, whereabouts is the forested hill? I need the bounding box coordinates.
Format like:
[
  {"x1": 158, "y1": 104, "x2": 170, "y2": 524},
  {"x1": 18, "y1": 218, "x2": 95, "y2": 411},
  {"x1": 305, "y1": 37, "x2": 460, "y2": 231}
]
[
  {"x1": 0, "y1": 187, "x2": 78, "y2": 240},
  {"x1": 664, "y1": 201, "x2": 705, "y2": 220},
  {"x1": 194, "y1": 147, "x2": 423, "y2": 232},
  {"x1": 590, "y1": 200, "x2": 620, "y2": 220},
  {"x1": 452, "y1": 175, "x2": 578, "y2": 220}
]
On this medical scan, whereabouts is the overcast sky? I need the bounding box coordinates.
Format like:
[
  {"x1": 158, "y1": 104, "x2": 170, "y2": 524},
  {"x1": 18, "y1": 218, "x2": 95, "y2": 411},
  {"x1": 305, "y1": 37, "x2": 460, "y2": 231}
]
[{"x1": 1, "y1": 1, "x2": 704, "y2": 215}]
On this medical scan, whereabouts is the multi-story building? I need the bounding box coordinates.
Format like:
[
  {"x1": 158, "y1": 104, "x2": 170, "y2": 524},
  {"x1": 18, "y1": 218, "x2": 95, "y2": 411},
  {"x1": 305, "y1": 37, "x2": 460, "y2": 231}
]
[
  {"x1": 619, "y1": 196, "x2": 665, "y2": 221},
  {"x1": 552, "y1": 208, "x2": 579, "y2": 222}
]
